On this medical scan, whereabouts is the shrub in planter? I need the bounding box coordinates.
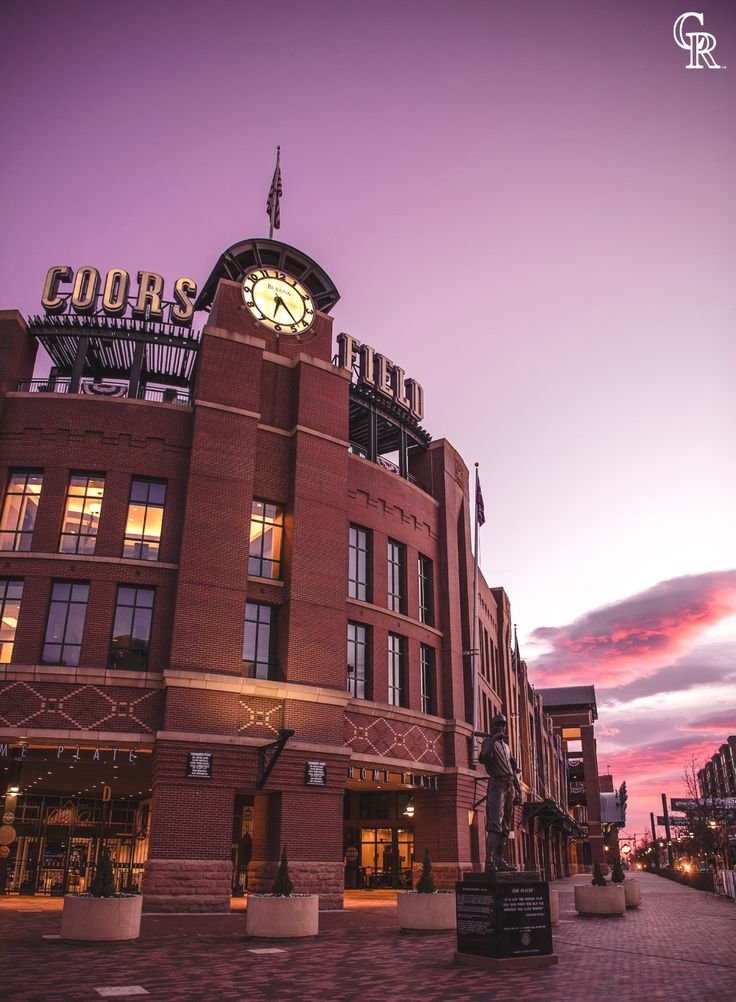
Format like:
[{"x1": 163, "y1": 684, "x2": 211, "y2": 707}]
[
  {"x1": 61, "y1": 847, "x2": 142, "y2": 942},
  {"x1": 246, "y1": 846, "x2": 318, "y2": 939},
  {"x1": 573, "y1": 862, "x2": 625, "y2": 917},
  {"x1": 592, "y1": 862, "x2": 607, "y2": 886},
  {"x1": 610, "y1": 859, "x2": 625, "y2": 884},
  {"x1": 397, "y1": 850, "x2": 456, "y2": 931},
  {"x1": 416, "y1": 850, "x2": 435, "y2": 893}
]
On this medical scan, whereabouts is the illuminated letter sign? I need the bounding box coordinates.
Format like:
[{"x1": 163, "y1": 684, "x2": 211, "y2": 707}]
[
  {"x1": 337, "y1": 332, "x2": 424, "y2": 421},
  {"x1": 41, "y1": 266, "x2": 198, "y2": 327}
]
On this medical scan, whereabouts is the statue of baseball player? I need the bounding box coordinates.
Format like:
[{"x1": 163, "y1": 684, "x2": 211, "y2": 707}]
[{"x1": 478, "y1": 713, "x2": 522, "y2": 873}]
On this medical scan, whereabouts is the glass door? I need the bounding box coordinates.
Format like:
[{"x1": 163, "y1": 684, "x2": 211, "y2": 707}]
[{"x1": 359, "y1": 828, "x2": 414, "y2": 888}]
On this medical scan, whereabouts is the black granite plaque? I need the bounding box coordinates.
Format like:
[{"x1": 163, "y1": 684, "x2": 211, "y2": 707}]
[
  {"x1": 456, "y1": 874, "x2": 553, "y2": 959},
  {"x1": 185, "y1": 751, "x2": 213, "y2": 779},
  {"x1": 305, "y1": 761, "x2": 327, "y2": 786}
]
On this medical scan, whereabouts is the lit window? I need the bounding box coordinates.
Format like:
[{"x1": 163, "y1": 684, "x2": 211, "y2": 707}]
[
  {"x1": 0, "y1": 579, "x2": 23, "y2": 663},
  {"x1": 349, "y1": 525, "x2": 371, "y2": 601},
  {"x1": 418, "y1": 554, "x2": 434, "y2": 626},
  {"x1": 59, "y1": 474, "x2": 105, "y2": 554},
  {"x1": 388, "y1": 632, "x2": 407, "y2": 707},
  {"x1": 347, "y1": 622, "x2": 371, "y2": 699},
  {"x1": 109, "y1": 586, "x2": 155, "y2": 670},
  {"x1": 420, "y1": 644, "x2": 436, "y2": 715},
  {"x1": 243, "y1": 602, "x2": 277, "y2": 679},
  {"x1": 123, "y1": 480, "x2": 166, "y2": 560},
  {"x1": 249, "y1": 501, "x2": 284, "y2": 579},
  {"x1": 42, "y1": 581, "x2": 89, "y2": 666},
  {"x1": 0, "y1": 471, "x2": 43, "y2": 552},
  {"x1": 387, "y1": 540, "x2": 406, "y2": 614}
]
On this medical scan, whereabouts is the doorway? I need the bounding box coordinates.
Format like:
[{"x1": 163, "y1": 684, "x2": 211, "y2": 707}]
[{"x1": 358, "y1": 827, "x2": 414, "y2": 888}]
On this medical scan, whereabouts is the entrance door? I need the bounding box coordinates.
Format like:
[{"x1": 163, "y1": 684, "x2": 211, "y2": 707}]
[{"x1": 359, "y1": 828, "x2": 414, "y2": 888}]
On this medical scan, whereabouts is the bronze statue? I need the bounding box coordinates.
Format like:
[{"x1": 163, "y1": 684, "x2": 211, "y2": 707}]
[{"x1": 479, "y1": 713, "x2": 522, "y2": 873}]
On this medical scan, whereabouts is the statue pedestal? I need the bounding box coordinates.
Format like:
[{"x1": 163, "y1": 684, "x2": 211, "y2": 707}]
[{"x1": 454, "y1": 871, "x2": 558, "y2": 970}]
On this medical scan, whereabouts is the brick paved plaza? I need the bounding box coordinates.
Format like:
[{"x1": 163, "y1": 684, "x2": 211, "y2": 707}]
[{"x1": 2, "y1": 873, "x2": 734, "y2": 1002}]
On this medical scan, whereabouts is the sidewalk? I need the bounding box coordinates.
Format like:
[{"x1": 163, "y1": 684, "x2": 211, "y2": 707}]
[{"x1": 2, "y1": 873, "x2": 735, "y2": 1001}]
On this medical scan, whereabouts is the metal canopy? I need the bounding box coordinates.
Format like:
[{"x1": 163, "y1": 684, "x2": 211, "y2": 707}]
[
  {"x1": 523, "y1": 799, "x2": 586, "y2": 838},
  {"x1": 27, "y1": 314, "x2": 200, "y2": 388},
  {"x1": 195, "y1": 237, "x2": 340, "y2": 315}
]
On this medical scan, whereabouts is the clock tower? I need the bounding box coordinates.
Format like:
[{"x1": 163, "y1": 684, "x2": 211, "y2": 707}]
[{"x1": 195, "y1": 237, "x2": 340, "y2": 364}]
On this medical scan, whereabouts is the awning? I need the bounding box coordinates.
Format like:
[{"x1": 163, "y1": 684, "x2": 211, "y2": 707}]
[{"x1": 523, "y1": 799, "x2": 586, "y2": 838}]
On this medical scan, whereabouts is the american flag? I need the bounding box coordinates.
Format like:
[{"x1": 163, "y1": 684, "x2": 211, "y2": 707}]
[
  {"x1": 266, "y1": 148, "x2": 282, "y2": 231},
  {"x1": 475, "y1": 469, "x2": 486, "y2": 527}
]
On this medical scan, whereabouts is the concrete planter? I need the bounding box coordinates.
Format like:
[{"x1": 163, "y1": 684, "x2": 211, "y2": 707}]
[
  {"x1": 623, "y1": 879, "x2": 641, "y2": 908},
  {"x1": 246, "y1": 894, "x2": 319, "y2": 938},
  {"x1": 574, "y1": 883, "x2": 625, "y2": 916},
  {"x1": 397, "y1": 891, "x2": 456, "y2": 931},
  {"x1": 549, "y1": 888, "x2": 559, "y2": 925},
  {"x1": 61, "y1": 894, "x2": 143, "y2": 941}
]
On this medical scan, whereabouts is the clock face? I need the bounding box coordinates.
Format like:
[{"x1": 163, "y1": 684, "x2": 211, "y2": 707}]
[{"x1": 241, "y1": 267, "x2": 315, "y2": 334}]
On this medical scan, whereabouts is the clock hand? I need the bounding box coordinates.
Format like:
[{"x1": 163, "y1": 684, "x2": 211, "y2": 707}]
[
  {"x1": 279, "y1": 300, "x2": 298, "y2": 323},
  {"x1": 272, "y1": 295, "x2": 285, "y2": 319}
]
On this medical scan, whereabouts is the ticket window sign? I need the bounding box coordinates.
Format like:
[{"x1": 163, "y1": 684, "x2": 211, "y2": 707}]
[
  {"x1": 186, "y1": 752, "x2": 213, "y2": 779},
  {"x1": 305, "y1": 761, "x2": 327, "y2": 786}
]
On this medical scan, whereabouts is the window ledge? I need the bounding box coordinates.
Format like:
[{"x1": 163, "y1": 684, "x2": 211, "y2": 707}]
[
  {"x1": 0, "y1": 664, "x2": 164, "y2": 688},
  {"x1": 0, "y1": 551, "x2": 178, "y2": 570},
  {"x1": 345, "y1": 597, "x2": 443, "y2": 637},
  {"x1": 247, "y1": 575, "x2": 284, "y2": 587}
]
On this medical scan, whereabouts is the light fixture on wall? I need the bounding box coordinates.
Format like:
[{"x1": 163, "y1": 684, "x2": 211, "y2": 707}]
[{"x1": 403, "y1": 797, "x2": 415, "y2": 818}]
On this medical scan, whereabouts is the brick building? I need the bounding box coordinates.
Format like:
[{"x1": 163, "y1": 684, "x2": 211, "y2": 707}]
[
  {"x1": 0, "y1": 238, "x2": 580, "y2": 909},
  {"x1": 536, "y1": 686, "x2": 610, "y2": 868},
  {"x1": 698, "y1": 737, "x2": 736, "y2": 800}
]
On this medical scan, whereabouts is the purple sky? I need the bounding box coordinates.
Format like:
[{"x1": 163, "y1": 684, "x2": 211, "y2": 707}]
[{"x1": 2, "y1": 0, "x2": 735, "y2": 837}]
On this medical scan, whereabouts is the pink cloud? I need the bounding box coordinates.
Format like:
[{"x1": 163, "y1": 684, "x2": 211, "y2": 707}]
[
  {"x1": 681, "y1": 709, "x2": 736, "y2": 735},
  {"x1": 528, "y1": 570, "x2": 736, "y2": 688}
]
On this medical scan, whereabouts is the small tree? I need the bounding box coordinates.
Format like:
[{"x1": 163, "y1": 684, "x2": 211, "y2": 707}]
[
  {"x1": 610, "y1": 858, "x2": 625, "y2": 884},
  {"x1": 90, "y1": 846, "x2": 116, "y2": 898},
  {"x1": 591, "y1": 861, "x2": 607, "y2": 887},
  {"x1": 416, "y1": 849, "x2": 436, "y2": 893},
  {"x1": 271, "y1": 846, "x2": 294, "y2": 897}
]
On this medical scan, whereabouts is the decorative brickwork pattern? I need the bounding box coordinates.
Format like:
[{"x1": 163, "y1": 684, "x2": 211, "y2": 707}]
[
  {"x1": 0, "y1": 680, "x2": 162, "y2": 732},
  {"x1": 344, "y1": 711, "x2": 444, "y2": 764},
  {"x1": 237, "y1": 696, "x2": 284, "y2": 736}
]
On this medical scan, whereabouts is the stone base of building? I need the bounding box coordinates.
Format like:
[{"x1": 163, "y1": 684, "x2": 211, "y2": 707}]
[
  {"x1": 411, "y1": 861, "x2": 475, "y2": 890},
  {"x1": 142, "y1": 859, "x2": 233, "y2": 912},
  {"x1": 453, "y1": 953, "x2": 559, "y2": 972},
  {"x1": 248, "y1": 859, "x2": 344, "y2": 910}
]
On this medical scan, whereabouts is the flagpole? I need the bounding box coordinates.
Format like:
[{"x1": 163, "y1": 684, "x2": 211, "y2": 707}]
[
  {"x1": 471, "y1": 463, "x2": 480, "y2": 766},
  {"x1": 269, "y1": 146, "x2": 280, "y2": 240}
]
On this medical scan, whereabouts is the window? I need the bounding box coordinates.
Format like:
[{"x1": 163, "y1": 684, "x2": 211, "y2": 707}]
[
  {"x1": 123, "y1": 480, "x2": 166, "y2": 560},
  {"x1": 243, "y1": 602, "x2": 277, "y2": 679},
  {"x1": 248, "y1": 501, "x2": 284, "y2": 579},
  {"x1": 0, "y1": 471, "x2": 43, "y2": 551},
  {"x1": 347, "y1": 622, "x2": 371, "y2": 699},
  {"x1": 109, "y1": 586, "x2": 155, "y2": 670},
  {"x1": 348, "y1": 525, "x2": 371, "y2": 601},
  {"x1": 418, "y1": 554, "x2": 434, "y2": 626},
  {"x1": 42, "y1": 582, "x2": 89, "y2": 666},
  {"x1": 59, "y1": 474, "x2": 105, "y2": 554},
  {"x1": 387, "y1": 540, "x2": 406, "y2": 614},
  {"x1": 0, "y1": 579, "x2": 23, "y2": 663},
  {"x1": 420, "y1": 644, "x2": 436, "y2": 715},
  {"x1": 388, "y1": 632, "x2": 407, "y2": 707}
]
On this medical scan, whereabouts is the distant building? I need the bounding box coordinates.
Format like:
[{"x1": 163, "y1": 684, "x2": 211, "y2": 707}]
[
  {"x1": 698, "y1": 736, "x2": 736, "y2": 799},
  {"x1": 536, "y1": 685, "x2": 614, "y2": 868}
]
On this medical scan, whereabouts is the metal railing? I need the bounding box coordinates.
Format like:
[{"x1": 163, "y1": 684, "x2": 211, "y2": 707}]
[{"x1": 16, "y1": 378, "x2": 191, "y2": 406}]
